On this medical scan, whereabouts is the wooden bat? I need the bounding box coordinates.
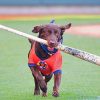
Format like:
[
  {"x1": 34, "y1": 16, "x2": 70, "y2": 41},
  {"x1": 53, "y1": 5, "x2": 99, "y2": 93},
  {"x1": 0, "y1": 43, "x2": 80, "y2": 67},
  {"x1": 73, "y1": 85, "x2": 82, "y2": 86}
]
[{"x1": 0, "y1": 24, "x2": 100, "y2": 66}]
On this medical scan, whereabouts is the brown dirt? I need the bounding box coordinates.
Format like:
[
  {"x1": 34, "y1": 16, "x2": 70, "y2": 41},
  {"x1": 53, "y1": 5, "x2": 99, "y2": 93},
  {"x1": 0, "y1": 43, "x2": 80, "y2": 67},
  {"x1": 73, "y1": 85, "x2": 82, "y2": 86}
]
[{"x1": 67, "y1": 24, "x2": 100, "y2": 38}]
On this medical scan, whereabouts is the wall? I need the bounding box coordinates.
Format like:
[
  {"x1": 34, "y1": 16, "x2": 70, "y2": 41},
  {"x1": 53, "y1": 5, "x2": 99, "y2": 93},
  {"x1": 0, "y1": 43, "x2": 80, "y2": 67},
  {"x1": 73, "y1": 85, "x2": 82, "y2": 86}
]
[{"x1": 0, "y1": 0, "x2": 100, "y2": 6}]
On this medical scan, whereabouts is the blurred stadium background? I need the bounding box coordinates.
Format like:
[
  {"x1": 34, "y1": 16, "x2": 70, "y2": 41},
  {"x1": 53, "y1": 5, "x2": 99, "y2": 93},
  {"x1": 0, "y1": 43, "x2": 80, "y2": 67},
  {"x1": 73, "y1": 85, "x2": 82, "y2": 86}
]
[
  {"x1": 0, "y1": 0, "x2": 100, "y2": 100},
  {"x1": 0, "y1": 0, "x2": 100, "y2": 15}
]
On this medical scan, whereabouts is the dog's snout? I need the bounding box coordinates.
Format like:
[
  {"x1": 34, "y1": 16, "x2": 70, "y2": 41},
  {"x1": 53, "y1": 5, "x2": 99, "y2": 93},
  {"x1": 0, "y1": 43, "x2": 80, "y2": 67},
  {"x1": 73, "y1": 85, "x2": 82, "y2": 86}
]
[
  {"x1": 48, "y1": 40, "x2": 58, "y2": 48},
  {"x1": 49, "y1": 40, "x2": 55, "y2": 45}
]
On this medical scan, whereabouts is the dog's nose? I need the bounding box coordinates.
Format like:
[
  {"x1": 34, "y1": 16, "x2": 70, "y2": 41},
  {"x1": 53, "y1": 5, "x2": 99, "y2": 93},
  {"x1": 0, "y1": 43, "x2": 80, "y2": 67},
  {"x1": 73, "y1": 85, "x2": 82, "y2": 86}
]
[
  {"x1": 49, "y1": 40, "x2": 55, "y2": 44},
  {"x1": 48, "y1": 40, "x2": 57, "y2": 47},
  {"x1": 49, "y1": 40, "x2": 55, "y2": 45}
]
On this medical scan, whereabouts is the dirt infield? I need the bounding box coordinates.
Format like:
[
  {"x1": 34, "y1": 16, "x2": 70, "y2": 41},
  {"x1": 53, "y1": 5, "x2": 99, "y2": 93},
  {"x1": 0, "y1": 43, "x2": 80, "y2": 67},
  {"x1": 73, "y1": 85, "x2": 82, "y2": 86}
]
[
  {"x1": 67, "y1": 24, "x2": 100, "y2": 38},
  {"x1": 0, "y1": 14, "x2": 100, "y2": 20}
]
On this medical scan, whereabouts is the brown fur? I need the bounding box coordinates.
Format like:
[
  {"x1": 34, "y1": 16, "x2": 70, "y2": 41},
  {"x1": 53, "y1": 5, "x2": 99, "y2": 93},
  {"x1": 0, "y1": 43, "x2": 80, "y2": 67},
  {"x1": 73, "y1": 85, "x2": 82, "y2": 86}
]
[{"x1": 28, "y1": 23, "x2": 71, "y2": 97}]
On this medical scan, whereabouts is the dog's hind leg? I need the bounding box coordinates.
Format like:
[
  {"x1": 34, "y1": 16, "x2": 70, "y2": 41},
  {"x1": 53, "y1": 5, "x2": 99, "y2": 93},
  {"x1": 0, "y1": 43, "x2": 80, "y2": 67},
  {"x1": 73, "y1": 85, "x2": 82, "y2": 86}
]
[{"x1": 45, "y1": 74, "x2": 53, "y2": 84}]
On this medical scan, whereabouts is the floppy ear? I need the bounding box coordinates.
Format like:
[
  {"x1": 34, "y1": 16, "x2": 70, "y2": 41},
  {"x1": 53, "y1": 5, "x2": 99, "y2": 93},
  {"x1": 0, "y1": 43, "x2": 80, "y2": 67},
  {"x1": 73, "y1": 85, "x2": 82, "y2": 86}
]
[
  {"x1": 32, "y1": 26, "x2": 42, "y2": 33},
  {"x1": 60, "y1": 23, "x2": 71, "y2": 33}
]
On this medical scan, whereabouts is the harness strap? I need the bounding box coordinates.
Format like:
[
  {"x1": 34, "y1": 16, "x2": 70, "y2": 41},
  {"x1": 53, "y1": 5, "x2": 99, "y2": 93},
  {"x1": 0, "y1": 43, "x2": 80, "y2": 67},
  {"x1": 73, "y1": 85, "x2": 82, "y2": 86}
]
[{"x1": 40, "y1": 43, "x2": 58, "y2": 55}]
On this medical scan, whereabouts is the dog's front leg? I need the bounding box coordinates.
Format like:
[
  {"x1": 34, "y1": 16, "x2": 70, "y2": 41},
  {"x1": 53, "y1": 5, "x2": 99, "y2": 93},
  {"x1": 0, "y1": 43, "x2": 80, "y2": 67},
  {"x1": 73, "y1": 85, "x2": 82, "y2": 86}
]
[
  {"x1": 30, "y1": 67, "x2": 47, "y2": 96},
  {"x1": 30, "y1": 67, "x2": 40, "y2": 95},
  {"x1": 37, "y1": 73, "x2": 47, "y2": 97},
  {"x1": 52, "y1": 72, "x2": 61, "y2": 97},
  {"x1": 32, "y1": 73, "x2": 40, "y2": 95}
]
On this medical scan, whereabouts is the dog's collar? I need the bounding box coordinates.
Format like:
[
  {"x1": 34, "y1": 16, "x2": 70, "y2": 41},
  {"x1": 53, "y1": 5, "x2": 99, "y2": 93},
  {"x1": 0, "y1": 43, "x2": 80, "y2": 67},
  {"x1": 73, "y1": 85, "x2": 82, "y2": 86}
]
[{"x1": 40, "y1": 43, "x2": 58, "y2": 56}]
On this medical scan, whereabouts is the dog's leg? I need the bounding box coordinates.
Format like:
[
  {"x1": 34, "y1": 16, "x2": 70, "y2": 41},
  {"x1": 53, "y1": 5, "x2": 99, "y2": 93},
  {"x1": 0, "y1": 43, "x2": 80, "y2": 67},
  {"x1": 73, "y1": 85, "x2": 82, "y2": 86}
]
[
  {"x1": 52, "y1": 72, "x2": 61, "y2": 97},
  {"x1": 45, "y1": 74, "x2": 53, "y2": 84},
  {"x1": 32, "y1": 73, "x2": 40, "y2": 95},
  {"x1": 30, "y1": 67, "x2": 47, "y2": 97},
  {"x1": 37, "y1": 72, "x2": 47, "y2": 97}
]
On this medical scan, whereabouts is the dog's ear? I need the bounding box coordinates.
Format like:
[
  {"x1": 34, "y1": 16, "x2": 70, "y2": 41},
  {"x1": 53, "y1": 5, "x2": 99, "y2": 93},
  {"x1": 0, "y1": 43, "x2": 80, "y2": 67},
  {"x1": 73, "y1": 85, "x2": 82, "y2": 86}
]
[
  {"x1": 32, "y1": 26, "x2": 43, "y2": 33},
  {"x1": 60, "y1": 23, "x2": 71, "y2": 33}
]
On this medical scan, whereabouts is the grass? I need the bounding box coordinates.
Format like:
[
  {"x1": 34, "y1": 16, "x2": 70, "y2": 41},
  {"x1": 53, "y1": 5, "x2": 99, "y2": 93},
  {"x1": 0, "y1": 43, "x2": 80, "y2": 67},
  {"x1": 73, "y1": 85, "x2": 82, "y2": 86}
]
[{"x1": 0, "y1": 16, "x2": 100, "y2": 100}]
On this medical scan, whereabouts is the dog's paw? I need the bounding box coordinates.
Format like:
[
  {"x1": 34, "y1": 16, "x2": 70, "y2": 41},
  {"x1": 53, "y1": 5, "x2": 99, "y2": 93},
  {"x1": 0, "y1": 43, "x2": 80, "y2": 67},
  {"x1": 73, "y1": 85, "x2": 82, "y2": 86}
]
[
  {"x1": 52, "y1": 91, "x2": 59, "y2": 97},
  {"x1": 34, "y1": 89, "x2": 40, "y2": 95},
  {"x1": 42, "y1": 92, "x2": 47, "y2": 97}
]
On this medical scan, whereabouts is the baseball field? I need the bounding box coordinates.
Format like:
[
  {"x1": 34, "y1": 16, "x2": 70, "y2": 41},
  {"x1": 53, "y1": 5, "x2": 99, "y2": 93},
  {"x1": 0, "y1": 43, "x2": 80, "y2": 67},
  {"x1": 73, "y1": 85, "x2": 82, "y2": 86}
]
[{"x1": 0, "y1": 15, "x2": 100, "y2": 100}]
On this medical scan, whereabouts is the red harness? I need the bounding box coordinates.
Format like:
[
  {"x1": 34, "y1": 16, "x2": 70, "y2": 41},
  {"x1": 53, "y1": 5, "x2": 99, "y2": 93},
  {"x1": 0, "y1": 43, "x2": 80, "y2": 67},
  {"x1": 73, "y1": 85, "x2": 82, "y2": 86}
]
[{"x1": 28, "y1": 45, "x2": 62, "y2": 75}]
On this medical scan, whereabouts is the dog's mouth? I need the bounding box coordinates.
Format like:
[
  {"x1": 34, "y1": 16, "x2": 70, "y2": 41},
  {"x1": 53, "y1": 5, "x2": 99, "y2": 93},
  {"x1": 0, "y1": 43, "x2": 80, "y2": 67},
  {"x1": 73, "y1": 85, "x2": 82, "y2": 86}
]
[
  {"x1": 47, "y1": 47, "x2": 55, "y2": 51},
  {"x1": 48, "y1": 41, "x2": 58, "y2": 49},
  {"x1": 40, "y1": 43, "x2": 58, "y2": 54}
]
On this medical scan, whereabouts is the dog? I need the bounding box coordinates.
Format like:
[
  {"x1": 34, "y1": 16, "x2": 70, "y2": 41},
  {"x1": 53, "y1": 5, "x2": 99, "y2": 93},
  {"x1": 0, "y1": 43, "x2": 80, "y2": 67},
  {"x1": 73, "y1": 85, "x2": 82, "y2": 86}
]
[{"x1": 28, "y1": 22, "x2": 71, "y2": 97}]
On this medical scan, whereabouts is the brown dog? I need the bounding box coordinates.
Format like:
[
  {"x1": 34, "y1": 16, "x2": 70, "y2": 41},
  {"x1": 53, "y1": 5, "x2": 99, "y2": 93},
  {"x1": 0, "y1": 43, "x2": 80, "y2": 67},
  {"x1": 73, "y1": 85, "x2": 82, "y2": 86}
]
[{"x1": 28, "y1": 23, "x2": 71, "y2": 97}]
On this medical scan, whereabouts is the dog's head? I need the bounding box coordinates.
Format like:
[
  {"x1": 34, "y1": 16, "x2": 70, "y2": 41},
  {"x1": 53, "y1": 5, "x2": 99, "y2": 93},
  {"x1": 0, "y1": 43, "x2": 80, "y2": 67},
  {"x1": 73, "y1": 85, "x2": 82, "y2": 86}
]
[{"x1": 32, "y1": 23, "x2": 71, "y2": 48}]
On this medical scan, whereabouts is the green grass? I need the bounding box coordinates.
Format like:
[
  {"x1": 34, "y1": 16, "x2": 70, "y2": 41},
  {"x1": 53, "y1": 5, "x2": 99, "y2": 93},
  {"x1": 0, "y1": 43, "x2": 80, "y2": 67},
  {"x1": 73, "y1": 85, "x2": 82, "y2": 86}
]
[{"x1": 0, "y1": 17, "x2": 100, "y2": 100}]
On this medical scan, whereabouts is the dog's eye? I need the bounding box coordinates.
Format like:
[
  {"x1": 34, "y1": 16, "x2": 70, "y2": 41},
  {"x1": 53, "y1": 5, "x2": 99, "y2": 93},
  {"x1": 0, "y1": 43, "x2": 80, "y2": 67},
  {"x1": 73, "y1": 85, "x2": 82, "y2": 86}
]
[
  {"x1": 48, "y1": 30, "x2": 52, "y2": 34},
  {"x1": 42, "y1": 30, "x2": 45, "y2": 33},
  {"x1": 54, "y1": 30, "x2": 58, "y2": 34}
]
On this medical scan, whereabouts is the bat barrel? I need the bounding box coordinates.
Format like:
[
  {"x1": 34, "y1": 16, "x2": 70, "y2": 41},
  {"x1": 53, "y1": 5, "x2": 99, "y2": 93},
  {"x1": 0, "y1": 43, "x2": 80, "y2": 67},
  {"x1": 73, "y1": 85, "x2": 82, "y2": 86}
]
[{"x1": 57, "y1": 44, "x2": 100, "y2": 66}]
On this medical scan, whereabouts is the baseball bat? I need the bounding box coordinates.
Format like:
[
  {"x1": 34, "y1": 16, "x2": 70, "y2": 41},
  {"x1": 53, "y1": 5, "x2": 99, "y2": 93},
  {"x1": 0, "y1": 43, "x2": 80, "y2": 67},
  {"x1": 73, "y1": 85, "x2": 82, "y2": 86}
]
[{"x1": 0, "y1": 24, "x2": 100, "y2": 66}]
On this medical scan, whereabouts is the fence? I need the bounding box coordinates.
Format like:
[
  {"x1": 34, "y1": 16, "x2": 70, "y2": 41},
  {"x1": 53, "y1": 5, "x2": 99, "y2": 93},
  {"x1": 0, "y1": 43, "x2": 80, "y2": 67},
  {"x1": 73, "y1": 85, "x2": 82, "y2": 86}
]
[{"x1": 0, "y1": 0, "x2": 100, "y2": 6}]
